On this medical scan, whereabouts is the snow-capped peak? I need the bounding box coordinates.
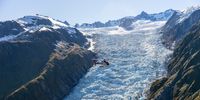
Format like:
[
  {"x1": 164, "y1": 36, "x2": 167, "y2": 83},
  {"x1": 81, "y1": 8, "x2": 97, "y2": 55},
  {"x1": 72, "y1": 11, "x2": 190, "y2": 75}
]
[
  {"x1": 177, "y1": 5, "x2": 200, "y2": 23},
  {"x1": 39, "y1": 27, "x2": 52, "y2": 32},
  {"x1": 39, "y1": 15, "x2": 69, "y2": 28},
  {"x1": 181, "y1": 5, "x2": 200, "y2": 14},
  {"x1": 17, "y1": 14, "x2": 69, "y2": 29},
  {"x1": 15, "y1": 14, "x2": 74, "y2": 34},
  {"x1": 17, "y1": 16, "x2": 42, "y2": 26}
]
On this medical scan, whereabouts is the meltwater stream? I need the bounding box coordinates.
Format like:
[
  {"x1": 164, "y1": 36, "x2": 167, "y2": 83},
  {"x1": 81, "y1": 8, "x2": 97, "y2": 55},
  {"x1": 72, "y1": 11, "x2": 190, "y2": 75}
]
[{"x1": 65, "y1": 21, "x2": 172, "y2": 100}]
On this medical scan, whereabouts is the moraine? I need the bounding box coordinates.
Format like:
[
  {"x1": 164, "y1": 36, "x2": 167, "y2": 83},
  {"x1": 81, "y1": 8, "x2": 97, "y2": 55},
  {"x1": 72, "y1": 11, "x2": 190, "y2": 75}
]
[{"x1": 65, "y1": 20, "x2": 172, "y2": 100}]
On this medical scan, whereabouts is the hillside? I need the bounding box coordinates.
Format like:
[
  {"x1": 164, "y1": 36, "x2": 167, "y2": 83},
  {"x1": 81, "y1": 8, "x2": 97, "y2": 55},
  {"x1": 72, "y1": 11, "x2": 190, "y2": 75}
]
[
  {"x1": 148, "y1": 17, "x2": 200, "y2": 100},
  {"x1": 0, "y1": 15, "x2": 95, "y2": 100},
  {"x1": 161, "y1": 6, "x2": 200, "y2": 49}
]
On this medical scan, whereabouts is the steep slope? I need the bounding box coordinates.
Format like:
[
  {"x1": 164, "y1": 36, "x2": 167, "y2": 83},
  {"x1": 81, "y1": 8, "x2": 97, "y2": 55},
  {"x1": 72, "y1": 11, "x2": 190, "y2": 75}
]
[
  {"x1": 161, "y1": 6, "x2": 200, "y2": 48},
  {"x1": 76, "y1": 9, "x2": 175, "y2": 29},
  {"x1": 0, "y1": 15, "x2": 95, "y2": 99},
  {"x1": 148, "y1": 21, "x2": 200, "y2": 100},
  {"x1": 6, "y1": 43, "x2": 94, "y2": 100}
]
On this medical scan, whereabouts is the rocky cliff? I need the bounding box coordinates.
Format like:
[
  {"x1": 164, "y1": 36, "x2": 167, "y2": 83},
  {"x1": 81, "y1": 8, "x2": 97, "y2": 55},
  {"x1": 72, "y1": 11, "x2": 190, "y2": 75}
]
[
  {"x1": 161, "y1": 7, "x2": 200, "y2": 49},
  {"x1": 0, "y1": 15, "x2": 95, "y2": 100},
  {"x1": 148, "y1": 21, "x2": 200, "y2": 100}
]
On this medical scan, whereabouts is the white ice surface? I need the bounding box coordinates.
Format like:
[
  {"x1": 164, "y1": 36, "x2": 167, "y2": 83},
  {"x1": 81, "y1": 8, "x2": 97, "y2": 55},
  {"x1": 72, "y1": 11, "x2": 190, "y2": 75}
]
[{"x1": 65, "y1": 21, "x2": 172, "y2": 100}]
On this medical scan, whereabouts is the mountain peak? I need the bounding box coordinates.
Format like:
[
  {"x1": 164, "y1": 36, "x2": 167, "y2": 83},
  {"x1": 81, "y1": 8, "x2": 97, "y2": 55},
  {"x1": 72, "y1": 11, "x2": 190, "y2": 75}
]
[
  {"x1": 175, "y1": 5, "x2": 200, "y2": 23},
  {"x1": 16, "y1": 14, "x2": 70, "y2": 32},
  {"x1": 135, "y1": 11, "x2": 151, "y2": 20},
  {"x1": 140, "y1": 11, "x2": 148, "y2": 16},
  {"x1": 181, "y1": 5, "x2": 200, "y2": 14}
]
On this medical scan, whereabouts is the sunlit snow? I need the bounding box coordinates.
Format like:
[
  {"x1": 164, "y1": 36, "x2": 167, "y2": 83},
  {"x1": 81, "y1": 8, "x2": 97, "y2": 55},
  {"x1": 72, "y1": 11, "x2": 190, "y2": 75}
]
[
  {"x1": 0, "y1": 32, "x2": 23, "y2": 42},
  {"x1": 177, "y1": 5, "x2": 200, "y2": 23},
  {"x1": 0, "y1": 35, "x2": 17, "y2": 42},
  {"x1": 39, "y1": 27, "x2": 52, "y2": 32},
  {"x1": 16, "y1": 15, "x2": 73, "y2": 32}
]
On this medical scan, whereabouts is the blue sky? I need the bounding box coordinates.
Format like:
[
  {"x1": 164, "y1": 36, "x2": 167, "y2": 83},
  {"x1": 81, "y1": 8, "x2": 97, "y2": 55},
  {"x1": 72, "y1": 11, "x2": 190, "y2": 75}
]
[{"x1": 0, "y1": 0, "x2": 200, "y2": 25}]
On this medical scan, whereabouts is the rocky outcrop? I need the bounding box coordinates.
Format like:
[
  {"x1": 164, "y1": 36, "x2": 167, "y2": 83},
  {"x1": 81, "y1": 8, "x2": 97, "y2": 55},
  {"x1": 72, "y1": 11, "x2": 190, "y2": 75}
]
[
  {"x1": 0, "y1": 16, "x2": 95, "y2": 100},
  {"x1": 0, "y1": 21, "x2": 24, "y2": 37},
  {"x1": 148, "y1": 21, "x2": 200, "y2": 100},
  {"x1": 161, "y1": 8, "x2": 200, "y2": 49}
]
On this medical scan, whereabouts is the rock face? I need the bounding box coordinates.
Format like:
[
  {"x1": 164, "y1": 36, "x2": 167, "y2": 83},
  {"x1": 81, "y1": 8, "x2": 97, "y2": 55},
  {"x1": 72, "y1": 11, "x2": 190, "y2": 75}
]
[
  {"x1": 6, "y1": 44, "x2": 94, "y2": 100},
  {"x1": 148, "y1": 21, "x2": 200, "y2": 100},
  {"x1": 0, "y1": 21, "x2": 24, "y2": 37},
  {"x1": 161, "y1": 7, "x2": 200, "y2": 48},
  {"x1": 0, "y1": 15, "x2": 95, "y2": 100},
  {"x1": 76, "y1": 9, "x2": 175, "y2": 29}
]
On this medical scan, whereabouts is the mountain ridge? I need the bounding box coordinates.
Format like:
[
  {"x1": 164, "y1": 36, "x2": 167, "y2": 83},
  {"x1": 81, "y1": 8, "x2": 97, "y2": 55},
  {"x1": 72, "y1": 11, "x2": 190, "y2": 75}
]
[
  {"x1": 75, "y1": 9, "x2": 176, "y2": 29},
  {"x1": 161, "y1": 6, "x2": 200, "y2": 49}
]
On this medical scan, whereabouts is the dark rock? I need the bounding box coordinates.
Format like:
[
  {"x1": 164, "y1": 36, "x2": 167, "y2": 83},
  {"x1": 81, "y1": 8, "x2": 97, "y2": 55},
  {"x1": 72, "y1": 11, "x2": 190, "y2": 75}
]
[
  {"x1": 0, "y1": 40, "x2": 54, "y2": 99},
  {"x1": 148, "y1": 21, "x2": 200, "y2": 100},
  {"x1": 74, "y1": 23, "x2": 80, "y2": 28},
  {"x1": 5, "y1": 45, "x2": 94, "y2": 100},
  {"x1": 134, "y1": 11, "x2": 155, "y2": 21},
  {"x1": 0, "y1": 21, "x2": 24, "y2": 37},
  {"x1": 161, "y1": 9, "x2": 200, "y2": 49},
  {"x1": 119, "y1": 18, "x2": 135, "y2": 30},
  {"x1": 63, "y1": 21, "x2": 70, "y2": 26}
]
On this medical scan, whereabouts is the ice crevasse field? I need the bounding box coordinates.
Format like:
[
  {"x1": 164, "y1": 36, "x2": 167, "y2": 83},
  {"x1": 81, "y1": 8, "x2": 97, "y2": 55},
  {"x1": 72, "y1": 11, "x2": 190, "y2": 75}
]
[{"x1": 65, "y1": 20, "x2": 173, "y2": 100}]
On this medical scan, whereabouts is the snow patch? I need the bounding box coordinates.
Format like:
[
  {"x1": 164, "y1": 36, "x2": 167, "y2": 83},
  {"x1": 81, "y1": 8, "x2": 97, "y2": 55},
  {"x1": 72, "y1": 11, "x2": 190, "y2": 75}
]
[
  {"x1": 0, "y1": 35, "x2": 17, "y2": 42},
  {"x1": 87, "y1": 38, "x2": 96, "y2": 51},
  {"x1": 0, "y1": 32, "x2": 23, "y2": 42},
  {"x1": 17, "y1": 16, "x2": 43, "y2": 26},
  {"x1": 38, "y1": 15, "x2": 69, "y2": 29},
  {"x1": 39, "y1": 27, "x2": 52, "y2": 32},
  {"x1": 46, "y1": 17, "x2": 68, "y2": 27}
]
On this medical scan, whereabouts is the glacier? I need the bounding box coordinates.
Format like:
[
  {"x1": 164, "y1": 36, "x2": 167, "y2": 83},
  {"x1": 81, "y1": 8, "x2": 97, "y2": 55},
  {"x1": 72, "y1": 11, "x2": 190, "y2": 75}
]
[{"x1": 65, "y1": 20, "x2": 172, "y2": 100}]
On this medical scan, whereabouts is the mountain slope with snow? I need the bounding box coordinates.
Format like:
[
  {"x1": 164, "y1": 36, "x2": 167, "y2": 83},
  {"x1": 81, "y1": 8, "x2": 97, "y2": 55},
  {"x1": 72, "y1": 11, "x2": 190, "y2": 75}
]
[
  {"x1": 0, "y1": 15, "x2": 95, "y2": 100},
  {"x1": 161, "y1": 6, "x2": 200, "y2": 48},
  {"x1": 0, "y1": 15, "x2": 86, "y2": 44}
]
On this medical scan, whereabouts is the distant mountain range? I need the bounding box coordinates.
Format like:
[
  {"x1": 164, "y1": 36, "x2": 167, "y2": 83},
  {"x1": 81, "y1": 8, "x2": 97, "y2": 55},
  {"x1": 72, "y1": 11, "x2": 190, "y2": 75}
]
[{"x1": 75, "y1": 9, "x2": 176, "y2": 30}]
